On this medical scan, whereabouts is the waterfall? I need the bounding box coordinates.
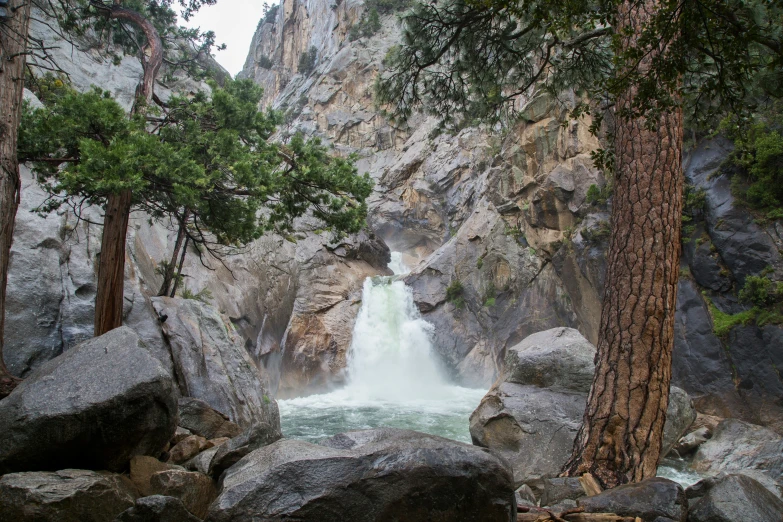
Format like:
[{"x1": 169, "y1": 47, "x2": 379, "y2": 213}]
[
  {"x1": 342, "y1": 253, "x2": 451, "y2": 402},
  {"x1": 278, "y1": 252, "x2": 485, "y2": 443}
]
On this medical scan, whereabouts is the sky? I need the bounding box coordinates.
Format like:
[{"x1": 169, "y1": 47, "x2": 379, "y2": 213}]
[{"x1": 180, "y1": 0, "x2": 267, "y2": 77}]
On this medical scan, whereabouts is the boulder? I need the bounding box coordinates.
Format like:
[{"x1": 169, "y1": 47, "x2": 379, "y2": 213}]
[
  {"x1": 662, "y1": 386, "x2": 697, "y2": 456},
  {"x1": 168, "y1": 435, "x2": 213, "y2": 465},
  {"x1": 0, "y1": 469, "x2": 137, "y2": 522},
  {"x1": 129, "y1": 456, "x2": 182, "y2": 497},
  {"x1": 501, "y1": 327, "x2": 596, "y2": 392},
  {"x1": 207, "y1": 420, "x2": 283, "y2": 478},
  {"x1": 151, "y1": 297, "x2": 280, "y2": 431},
  {"x1": 687, "y1": 474, "x2": 783, "y2": 522},
  {"x1": 540, "y1": 477, "x2": 587, "y2": 507},
  {"x1": 691, "y1": 419, "x2": 783, "y2": 495},
  {"x1": 0, "y1": 327, "x2": 177, "y2": 474},
  {"x1": 515, "y1": 484, "x2": 537, "y2": 506},
  {"x1": 149, "y1": 469, "x2": 217, "y2": 519},
  {"x1": 178, "y1": 397, "x2": 242, "y2": 439},
  {"x1": 183, "y1": 445, "x2": 220, "y2": 475},
  {"x1": 205, "y1": 428, "x2": 516, "y2": 522},
  {"x1": 470, "y1": 327, "x2": 692, "y2": 489},
  {"x1": 115, "y1": 496, "x2": 201, "y2": 522},
  {"x1": 577, "y1": 478, "x2": 687, "y2": 522}
]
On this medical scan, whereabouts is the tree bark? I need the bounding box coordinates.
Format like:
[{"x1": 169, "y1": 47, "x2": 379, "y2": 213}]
[
  {"x1": 157, "y1": 211, "x2": 189, "y2": 296},
  {"x1": 561, "y1": 0, "x2": 684, "y2": 488},
  {"x1": 0, "y1": 0, "x2": 33, "y2": 397},
  {"x1": 92, "y1": 3, "x2": 163, "y2": 335},
  {"x1": 169, "y1": 237, "x2": 189, "y2": 297}
]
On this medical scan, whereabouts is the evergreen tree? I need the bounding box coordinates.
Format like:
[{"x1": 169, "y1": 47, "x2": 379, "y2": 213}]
[
  {"x1": 377, "y1": 0, "x2": 782, "y2": 487},
  {"x1": 19, "y1": 79, "x2": 372, "y2": 306}
]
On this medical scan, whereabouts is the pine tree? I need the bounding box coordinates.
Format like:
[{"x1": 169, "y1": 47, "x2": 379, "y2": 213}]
[{"x1": 377, "y1": 0, "x2": 782, "y2": 487}]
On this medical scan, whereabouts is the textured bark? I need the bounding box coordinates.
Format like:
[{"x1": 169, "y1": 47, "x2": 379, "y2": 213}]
[
  {"x1": 93, "y1": 3, "x2": 163, "y2": 335},
  {"x1": 158, "y1": 210, "x2": 190, "y2": 296},
  {"x1": 169, "y1": 237, "x2": 189, "y2": 297},
  {"x1": 561, "y1": 0, "x2": 684, "y2": 488},
  {"x1": 0, "y1": 0, "x2": 32, "y2": 397}
]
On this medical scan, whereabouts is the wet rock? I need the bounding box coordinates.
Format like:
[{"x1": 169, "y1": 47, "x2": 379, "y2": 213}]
[
  {"x1": 0, "y1": 327, "x2": 177, "y2": 474},
  {"x1": 577, "y1": 477, "x2": 687, "y2": 522},
  {"x1": 115, "y1": 495, "x2": 202, "y2": 522},
  {"x1": 687, "y1": 474, "x2": 783, "y2": 522},
  {"x1": 0, "y1": 469, "x2": 137, "y2": 522},
  {"x1": 183, "y1": 445, "x2": 220, "y2": 475},
  {"x1": 471, "y1": 328, "x2": 692, "y2": 489},
  {"x1": 168, "y1": 435, "x2": 212, "y2": 465},
  {"x1": 178, "y1": 397, "x2": 242, "y2": 440},
  {"x1": 540, "y1": 477, "x2": 586, "y2": 507},
  {"x1": 691, "y1": 419, "x2": 783, "y2": 496},
  {"x1": 207, "y1": 420, "x2": 283, "y2": 479},
  {"x1": 662, "y1": 386, "x2": 697, "y2": 456},
  {"x1": 515, "y1": 484, "x2": 537, "y2": 506},
  {"x1": 151, "y1": 297, "x2": 280, "y2": 431},
  {"x1": 501, "y1": 327, "x2": 596, "y2": 393},
  {"x1": 129, "y1": 456, "x2": 182, "y2": 497},
  {"x1": 206, "y1": 428, "x2": 515, "y2": 522},
  {"x1": 671, "y1": 427, "x2": 711, "y2": 456},
  {"x1": 149, "y1": 469, "x2": 217, "y2": 519}
]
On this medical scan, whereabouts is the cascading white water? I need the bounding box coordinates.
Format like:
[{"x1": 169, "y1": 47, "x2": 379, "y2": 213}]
[{"x1": 278, "y1": 252, "x2": 485, "y2": 443}]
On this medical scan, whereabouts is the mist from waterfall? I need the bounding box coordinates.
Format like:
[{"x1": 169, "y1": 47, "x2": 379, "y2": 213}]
[{"x1": 278, "y1": 252, "x2": 486, "y2": 443}]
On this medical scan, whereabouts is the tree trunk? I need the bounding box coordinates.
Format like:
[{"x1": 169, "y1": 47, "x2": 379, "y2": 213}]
[
  {"x1": 170, "y1": 237, "x2": 189, "y2": 297},
  {"x1": 157, "y1": 210, "x2": 190, "y2": 296},
  {"x1": 92, "y1": 3, "x2": 163, "y2": 336},
  {"x1": 94, "y1": 189, "x2": 133, "y2": 336},
  {"x1": 561, "y1": 0, "x2": 684, "y2": 488},
  {"x1": 0, "y1": 0, "x2": 33, "y2": 397}
]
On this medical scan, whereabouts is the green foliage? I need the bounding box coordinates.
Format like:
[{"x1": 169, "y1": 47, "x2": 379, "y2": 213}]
[
  {"x1": 739, "y1": 275, "x2": 783, "y2": 307},
  {"x1": 708, "y1": 300, "x2": 756, "y2": 337},
  {"x1": 585, "y1": 184, "x2": 611, "y2": 206},
  {"x1": 483, "y1": 282, "x2": 497, "y2": 307},
  {"x1": 446, "y1": 280, "x2": 465, "y2": 309},
  {"x1": 258, "y1": 55, "x2": 274, "y2": 69},
  {"x1": 180, "y1": 284, "x2": 213, "y2": 303},
  {"x1": 262, "y1": 3, "x2": 279, "y2": 25},
  {"x1": 582, "y1": 220, "x2": 611, "y2": 243},
  {"x1": 19, "y1": 79, "x2": 373, "y2": 261},
  {"x1": 375, "y1": 0, "x2": 783, "y2": 146},
  {"x1": 723, "y1": 106, "x2": 783, "y2": 217},
  {"x1": 297, "y1": 46, "x2": 318, "y2": 75},
  {"x1": 476, "y1": 256, "x2": 483, "y2": 269},
  {"x1": 349, "y1": 7, "x2": 382, "y2": 41}
]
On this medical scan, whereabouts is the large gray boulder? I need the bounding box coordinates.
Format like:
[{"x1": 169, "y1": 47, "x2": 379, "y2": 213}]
[
  {"x1": 0, "y1": 469, "x2": 137, "y2": 522},
  {"x1": 151, "y1": 297, "x2": 280, "y2": 431},
  {"x1": 687, "y1": 474, "x2": 783, "y2": 522},
  {"x1": 691, "y1": 419, "x2": 783, "y2": 496},
  {"x1": 205, "y1": 428, "x2": 516, "y2": 522},
  {"x1": 0, "y1": 327, "x2": 177, "y2": 474},
  {"x1": 207, "y1": 421, "x2": 283, "y2": 479},
  {"x1": 578, "y1": 477, "x2": 687, "y2": 522},
  {"x1": 471, "y1": 327, "x2": 695, "y2": 489}
]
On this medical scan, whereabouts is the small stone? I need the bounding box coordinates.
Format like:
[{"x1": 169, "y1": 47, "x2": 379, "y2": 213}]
[
  {"x1": 149, "y1": 469, "x2": 217, "y2": 519},
  {"x1": 168, "y1": 435, "x2": 211, "y2": 465},
  {"x1": 129, "y1": 456, "x2": 181, "y2": 497}
]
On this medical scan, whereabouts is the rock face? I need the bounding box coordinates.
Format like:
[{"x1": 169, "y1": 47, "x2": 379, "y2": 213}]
[
  {"x1": 205, "y1": 428, "x2": 516, "y2": 522},
  {"x1": 470, "y1": 328, "x2": 694, "y2": 489},
  {"x1": 691, "y1": 419, "x2": 783, "y2": 496},
  {"x1": 687, "y1": 474, "x2": 783, "y2": 522},
  {"x1": 177, "y1": 397, "x2": 242, "y2": 439},
  {"x1": 151, "y1": 297, "x2": 280, "y2": 429},
  {"x1": 115, "y1": 496, "x2": 202, "y2": 522},
  {"x1": 577, "y1": 478, "x2": 687, "y2": 522},
  {"x1": 0, "y1": 327, "x2": 177, "y2": 474},
  {"x1": 0, "y1": 469, "x2": 137, "y2": 522}
]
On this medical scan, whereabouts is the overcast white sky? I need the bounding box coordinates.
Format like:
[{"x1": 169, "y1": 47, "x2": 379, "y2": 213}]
[{"x1": 180, "y1": 0, "x2": 267, "y2": 77}]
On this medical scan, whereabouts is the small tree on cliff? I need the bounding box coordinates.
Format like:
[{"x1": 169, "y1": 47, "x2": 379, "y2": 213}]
[
  {"x1": 377, "y1": 0, "x2": 782, "y2": 487},
  {"x1": 0, "y1": 0, "x2": 222, "y2": 396}
]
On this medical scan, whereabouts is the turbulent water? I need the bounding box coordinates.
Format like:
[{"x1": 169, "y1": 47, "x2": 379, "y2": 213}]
[{"x1": 278, "y1": 252, "x2": 486, "y2": 443}]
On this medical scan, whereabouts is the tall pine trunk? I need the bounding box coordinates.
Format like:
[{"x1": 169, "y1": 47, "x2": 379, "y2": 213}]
[
  {"x1": 93, "y1": 4, "x2": 162, "y2": 336},
  {"x1": 561, "y1": 0, "x2": 684, "y2": 488},
  {"x1": 0, "y1": 0, "x2": 32, "y2": 397}
]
